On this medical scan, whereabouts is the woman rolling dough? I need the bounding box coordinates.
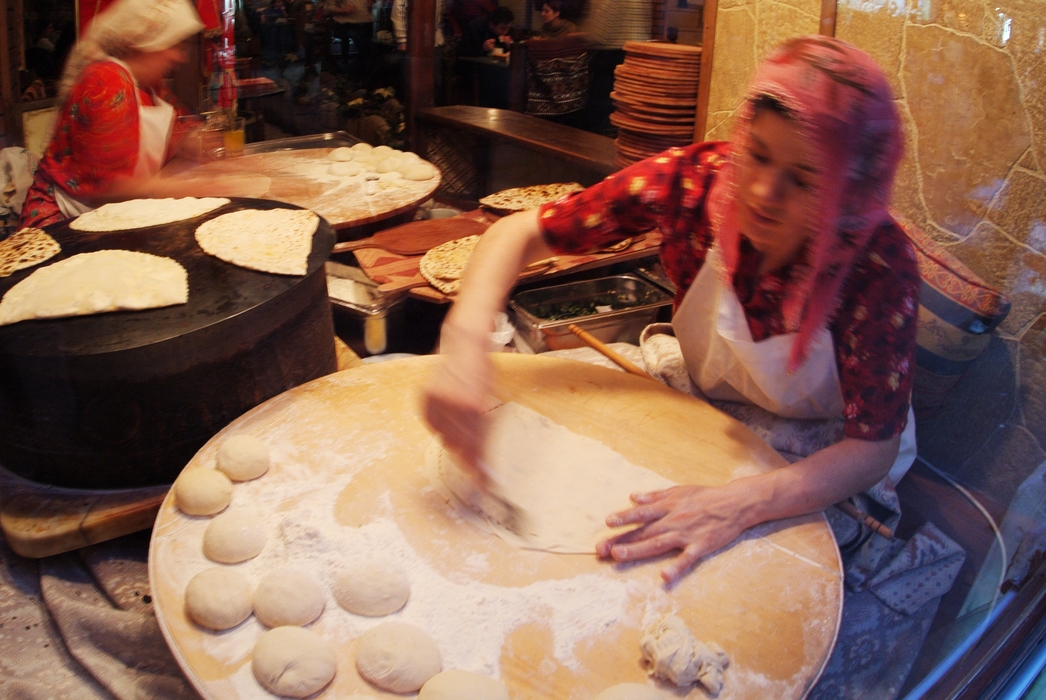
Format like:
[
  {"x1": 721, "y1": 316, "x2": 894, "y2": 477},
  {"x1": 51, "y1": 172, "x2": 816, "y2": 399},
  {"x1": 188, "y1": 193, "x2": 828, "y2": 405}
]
[
  {"x1": 422, "y1": 37, "x2": 919, "y2": 583},
  {"x1": 19, "y1": 0, "x2": 211, "y2": 229}
]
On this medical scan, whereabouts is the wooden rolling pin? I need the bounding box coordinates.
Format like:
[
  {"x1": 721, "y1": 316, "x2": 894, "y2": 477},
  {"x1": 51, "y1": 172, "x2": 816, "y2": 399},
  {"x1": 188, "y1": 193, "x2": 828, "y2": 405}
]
[{"x1": 565, "y1": 324, "x2": 895, "y2": 539}]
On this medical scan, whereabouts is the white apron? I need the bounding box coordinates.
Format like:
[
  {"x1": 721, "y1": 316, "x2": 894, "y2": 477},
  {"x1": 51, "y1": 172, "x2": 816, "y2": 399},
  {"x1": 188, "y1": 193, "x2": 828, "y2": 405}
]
[
  {"x1": 56, "y1": 59, "x2": 175, "y2": 219},
  {"x1": 672, "y1": 245, "x2": 917, "y2": 485}
]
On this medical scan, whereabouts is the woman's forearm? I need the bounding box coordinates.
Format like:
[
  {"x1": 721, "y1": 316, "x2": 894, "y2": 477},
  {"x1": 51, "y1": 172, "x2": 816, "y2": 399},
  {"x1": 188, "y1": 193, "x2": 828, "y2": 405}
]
[
  {"x1": 733, "y1": 435, "x2": 900, "y2": 530},
  {"x1": 443, "y1": 209, "x2": 553, "y2": 335}
]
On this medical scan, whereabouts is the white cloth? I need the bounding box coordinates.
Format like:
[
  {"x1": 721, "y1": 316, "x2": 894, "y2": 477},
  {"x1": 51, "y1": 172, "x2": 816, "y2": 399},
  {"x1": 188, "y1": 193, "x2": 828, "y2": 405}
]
[
  {"x1": 672, "y1": 245, "x2": 916, "y2": 484},
  {"x1": 55, "y1": 60, "x2": 174, "y2": 220},
  {"x1": 0, "y1": 148, "x2": 39, "y2": 217},
  {"x1": 391, "y1": 0, "x2": 444, "y2": 46}
]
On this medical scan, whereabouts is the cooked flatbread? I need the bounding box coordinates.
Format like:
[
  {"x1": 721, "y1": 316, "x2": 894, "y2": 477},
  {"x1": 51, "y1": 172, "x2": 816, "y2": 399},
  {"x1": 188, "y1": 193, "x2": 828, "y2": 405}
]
[
  {"x1": 0, "y1": 228, "x2": 60, "y2": 277},
  {"x1": 418, "y1": 235, "x2": 481, "y2": 295},
  {"x1": 194, "y1": 208, "x2": 319, "y2": 276},
  {"x1": 0, "y1": 250, "x2": 188, "y2": 326},
  {"x1": 70, "y1": 198, "x2": 231, "y2": 232},
  {"x1": 479, "y1": 183, "x2": 584, "y2": 212}
]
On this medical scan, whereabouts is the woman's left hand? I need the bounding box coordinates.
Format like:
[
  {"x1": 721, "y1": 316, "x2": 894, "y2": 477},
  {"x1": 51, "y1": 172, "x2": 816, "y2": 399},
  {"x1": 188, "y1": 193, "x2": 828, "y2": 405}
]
[{"x1": 596, "y1": 483, "x2": 753, "y2": 584}]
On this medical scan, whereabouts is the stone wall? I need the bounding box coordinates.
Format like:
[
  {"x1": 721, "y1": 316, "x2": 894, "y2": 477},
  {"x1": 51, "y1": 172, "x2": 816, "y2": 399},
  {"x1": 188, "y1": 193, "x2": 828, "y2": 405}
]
[{"x1": 704, "y1": 0, "x2": 1046, "y2": 511}]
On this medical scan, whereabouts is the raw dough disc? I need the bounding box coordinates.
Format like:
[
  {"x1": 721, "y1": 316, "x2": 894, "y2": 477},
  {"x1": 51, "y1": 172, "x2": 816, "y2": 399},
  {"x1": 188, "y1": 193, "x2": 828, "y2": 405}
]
[
  {"x1": 203, "y1": 510, "x2": 267, "y2": 563},
  {"x1": 252, "y1": 626, "x2": 336, "y2": 698},
  {"x1": 69, "y1": 197, "x2": 230, "y2": 231},
  {"x1": 216, "y1": 434, "x2": 270, "y2": 481},
  {"x1": 173, "y1": 468, "x2": 233, "y2": 516},
  {"x1": 430, "y1": 402, "x2": 675, "y2": 553},
  {"x1": 401, "y1": 163, "x2": 435, "y2": 181},
  {"x1": 595, "y1": 683, "x2": 669, "y2": 700},
  {"x1": 329, "y1": 161, "x2": 362, "y2": 177},
  {"x1": 184, "y1": 567, "x2": 254, "y2": 630},
  {"x1": 419, "y1": 670, "x2": 510, "y2": 700},
  {"x1": 253, "y1": 568, "x2": 325, "y2": 627},
  {"x1": 328, "y1": 146, "x2": 355, "y2": 161},
  {"x1": 332, "y1": 561, "x2": 410, "y2": 616},
  {"x1": 355, "y1": 622, "x2": 441, "y2": 693}
]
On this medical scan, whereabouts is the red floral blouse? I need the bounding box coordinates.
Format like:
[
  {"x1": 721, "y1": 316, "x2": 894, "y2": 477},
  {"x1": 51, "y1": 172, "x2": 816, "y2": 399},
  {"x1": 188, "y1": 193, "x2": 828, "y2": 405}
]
[
  {"x1": 538, "y1": 142, "x2": 920, "y2": 441},
  {"x1": 19, "y1": 61, "x2": 190, "y2": 230}
]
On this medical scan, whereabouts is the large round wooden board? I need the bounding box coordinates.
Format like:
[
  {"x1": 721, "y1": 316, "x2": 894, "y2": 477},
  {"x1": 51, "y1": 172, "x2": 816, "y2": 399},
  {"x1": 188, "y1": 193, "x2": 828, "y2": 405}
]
[
  {"x1": 159, "y1": 147, "x2": 441, "y2": 231},
  {"x1": 149, "y1": 355, "x2": 842, "y2": 699}
]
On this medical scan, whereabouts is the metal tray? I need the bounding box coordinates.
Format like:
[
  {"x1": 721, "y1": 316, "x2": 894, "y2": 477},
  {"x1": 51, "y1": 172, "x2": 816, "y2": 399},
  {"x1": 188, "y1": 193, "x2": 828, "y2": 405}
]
[
  {"x1": 243, "y1": 131, "x2": 360, "y2": 155},
  {"x1": 509, "y1": 274, "x2": 672, "y2": 353}
]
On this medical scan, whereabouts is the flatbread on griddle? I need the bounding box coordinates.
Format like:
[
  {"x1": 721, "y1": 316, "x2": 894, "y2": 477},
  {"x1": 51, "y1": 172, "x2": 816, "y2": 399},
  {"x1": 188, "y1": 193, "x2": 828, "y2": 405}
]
[
  {"x1": 70, "y1": 198, "x2": 231, "y2": 232},
  {"x1": 0, "y1": 250, "x2": 188, "y2": 326},
  {"x1": 418, "y1": 235, "x2": 481, "y2": 295},
  {"x1": 479, "y1": 183, "x2": 584, "y2": 213},
  {"x1": 0, "y1": 228, "x2": 60, "y2": 277},
  {"x1": 194, "y1": 208, "x2": 319, "y2": 276}
]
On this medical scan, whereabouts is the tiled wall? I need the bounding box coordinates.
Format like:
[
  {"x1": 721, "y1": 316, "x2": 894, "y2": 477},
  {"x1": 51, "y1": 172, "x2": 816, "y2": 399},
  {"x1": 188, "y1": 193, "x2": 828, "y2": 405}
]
[{"x1": 703, "y1": 0, "x2": 1046, "y2": 511}]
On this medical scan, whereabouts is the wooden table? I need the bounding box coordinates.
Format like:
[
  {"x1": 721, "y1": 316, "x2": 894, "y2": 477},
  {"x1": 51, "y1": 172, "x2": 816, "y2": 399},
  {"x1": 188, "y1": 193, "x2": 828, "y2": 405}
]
[
  {"x1": 159, "y1": 142, "x2": 441, "y2": 235},
  {"x1": 149, "y1": 355, "x2": 842, "y2": 699}
]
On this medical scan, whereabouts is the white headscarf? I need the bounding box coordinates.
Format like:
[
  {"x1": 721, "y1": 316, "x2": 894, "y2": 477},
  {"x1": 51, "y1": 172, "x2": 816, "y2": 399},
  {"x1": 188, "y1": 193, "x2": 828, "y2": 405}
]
[{"x1": 58, "y1": 0, "x2": 205, "y2": 100}]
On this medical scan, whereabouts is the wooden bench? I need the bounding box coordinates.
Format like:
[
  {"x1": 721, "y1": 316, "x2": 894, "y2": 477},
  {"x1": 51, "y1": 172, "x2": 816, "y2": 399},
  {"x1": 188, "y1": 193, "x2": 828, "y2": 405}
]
[{"x1": 415, "y1": 105, "x2": 618, "y2": 204}]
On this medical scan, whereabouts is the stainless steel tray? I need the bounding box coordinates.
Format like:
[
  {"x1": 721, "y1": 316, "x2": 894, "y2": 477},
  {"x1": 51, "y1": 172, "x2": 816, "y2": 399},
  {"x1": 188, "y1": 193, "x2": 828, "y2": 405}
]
[
  {"x1": 243, "y1": 131, "x2": 360, "y2": 155},
  {"x1": 509, "y1": 274, "x2": 672, "y2": 353}
]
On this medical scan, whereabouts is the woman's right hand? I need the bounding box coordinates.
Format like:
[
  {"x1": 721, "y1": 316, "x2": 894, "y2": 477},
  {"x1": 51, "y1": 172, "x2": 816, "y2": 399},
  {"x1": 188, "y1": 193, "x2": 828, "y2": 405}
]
[
  {"x1": 419, "y1": 209, "x2": 554, "y2": 483},
  {"x1": 421, "y1": 322, "x2": 497, "y2": 484}
]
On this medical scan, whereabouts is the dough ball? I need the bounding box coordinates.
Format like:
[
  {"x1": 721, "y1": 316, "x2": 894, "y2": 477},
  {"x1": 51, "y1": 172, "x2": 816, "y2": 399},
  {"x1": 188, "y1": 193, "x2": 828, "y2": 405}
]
[
  {"x1": 328, "y1": 146, "x2": 355, "y2": 161},
  {"x1": 252, "y1": 626, "x2": 336, "y2": 698},
  {"x1": 184, "y1": 567, "x2": 254, "y2": 630},
  {"x1": 376, "y1": 156, "x2": 403, "y2": 173},
  {"x1": 253, "y1": 568, "x2": 325, "y2": 627},
  {"x1": 203, "y1": 509, "x2": 267, "y2": 563},
  {"x1": 174, "y1": 468, "x2": 233, "y2": 516},
  {"x1": 371, "y1": 145, "x2": 395, "y2": 158},
  {"x1": 419, "y1": 670, "x2": 510, "y2": 700},
  {"x1": 333, "y1": 561, "x2": 410, "y2": 616},
  {"x1": 355, "y1": 622, "x2": 441, "y2": 693},
  {"x1": 216, "y1": 434, "x2": 270, "y2": 482},
  {"x1": 329, "y1": 161, "x2": 363, "y2": 177},
  {"x1": 401, "y1": 163, "x2": 435, "y2": 181},
  {"x1": 595, "y1": 683, "x2": 668, "y2": 700},
  {"x1": 350, "y1": 142, "x2": 373, "y2": 154}
]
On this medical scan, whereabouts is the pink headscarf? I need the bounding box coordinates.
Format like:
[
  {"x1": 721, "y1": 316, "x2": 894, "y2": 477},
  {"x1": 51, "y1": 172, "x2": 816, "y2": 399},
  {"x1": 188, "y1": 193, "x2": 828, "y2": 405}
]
[{"x1": 705, "y1": 36, "x2": 904, "y2": 372}]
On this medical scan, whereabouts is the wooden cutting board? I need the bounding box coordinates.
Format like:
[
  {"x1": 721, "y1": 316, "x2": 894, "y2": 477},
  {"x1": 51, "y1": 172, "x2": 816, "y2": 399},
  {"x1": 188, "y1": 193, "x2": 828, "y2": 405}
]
[
  {"x1": 149, "y1": 355, "x2": 842, "y2": 699},
  {"x1": 332, "y1": 214, "x2": 494, "y2": 255}
]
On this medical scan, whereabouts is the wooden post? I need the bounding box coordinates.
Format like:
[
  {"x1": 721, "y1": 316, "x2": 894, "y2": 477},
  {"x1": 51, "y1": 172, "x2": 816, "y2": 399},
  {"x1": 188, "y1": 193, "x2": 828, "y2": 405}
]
[
  {"x1": 819, "y1": 0, "x2": 837, "y2": 36},
  {"x1": 405, "y1": 0, "x2": 436, "y2": 152},
  {"x1": 693, "y1": 0, "x2": 717, "y2": 141}
]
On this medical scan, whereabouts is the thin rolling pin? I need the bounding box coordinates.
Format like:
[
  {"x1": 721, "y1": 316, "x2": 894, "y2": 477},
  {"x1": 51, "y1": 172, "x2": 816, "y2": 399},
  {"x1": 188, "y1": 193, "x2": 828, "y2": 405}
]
[
  {"x1": 565, "y1": 323, "x2": 894, "y2": 539},
  {"x1": 567, "y1": 324, "x2": 649, "y2": 378}
]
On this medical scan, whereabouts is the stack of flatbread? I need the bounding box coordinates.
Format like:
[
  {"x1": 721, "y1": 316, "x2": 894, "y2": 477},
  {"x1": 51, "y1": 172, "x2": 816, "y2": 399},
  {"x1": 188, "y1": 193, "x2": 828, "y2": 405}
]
[
  {"x1": 0, "y1": 228, "x2": 60, "y2": 277},
  {"x1": 478, "y1": 183, "x2": 584, "y2": 213},
  {"x1": 70, "y1": 198, "x2": 231, "y2": 232},
  {"x1": 0, "y1": 250, "x2": 189, "y2": 326},
  {"x1": 195, "y1": 208, "x2": 319, "y2": 276},
  {"x1": 418, "y1": 235, "x2": 480, "y2": 295}
]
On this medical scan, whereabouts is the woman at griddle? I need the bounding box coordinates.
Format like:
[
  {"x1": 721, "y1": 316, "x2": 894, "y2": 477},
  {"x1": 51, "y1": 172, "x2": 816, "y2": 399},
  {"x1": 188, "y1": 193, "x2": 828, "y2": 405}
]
[
  {"x1": 18, "y1": 0, "x2": 207, "y2": 229},
  {"x1": 422, "y1": 37, "x2": 919, "y2": 583}
]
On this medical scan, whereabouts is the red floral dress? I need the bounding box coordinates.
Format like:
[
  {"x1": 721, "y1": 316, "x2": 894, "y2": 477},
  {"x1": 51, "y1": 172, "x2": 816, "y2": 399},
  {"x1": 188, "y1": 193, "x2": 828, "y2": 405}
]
[
  {"x1": 19, "y1": 61, "x2": 190, "y2": 230},
  {"x1": 538, "y1": 142, "x2": 921, "y2": 441}
]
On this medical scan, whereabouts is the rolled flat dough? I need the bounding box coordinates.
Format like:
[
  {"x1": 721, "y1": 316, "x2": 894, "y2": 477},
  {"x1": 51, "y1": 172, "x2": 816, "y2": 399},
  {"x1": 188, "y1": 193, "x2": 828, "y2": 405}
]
[
  {"x1": 70, "y1": 197, "x2": 230, "y2": 231},
  {"x1": 431, "y1": 402, "x2": 675, "y2": 553},
  {"x1": 0, "y1": 250, "x2": 188, "y2": 326}
]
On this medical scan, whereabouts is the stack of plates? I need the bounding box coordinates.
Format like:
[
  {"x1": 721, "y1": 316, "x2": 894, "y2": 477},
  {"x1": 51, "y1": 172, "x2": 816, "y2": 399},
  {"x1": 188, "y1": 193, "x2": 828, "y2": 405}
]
[{"x1": 610, "y1": 41, "x2": 702, "y2": 168}]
